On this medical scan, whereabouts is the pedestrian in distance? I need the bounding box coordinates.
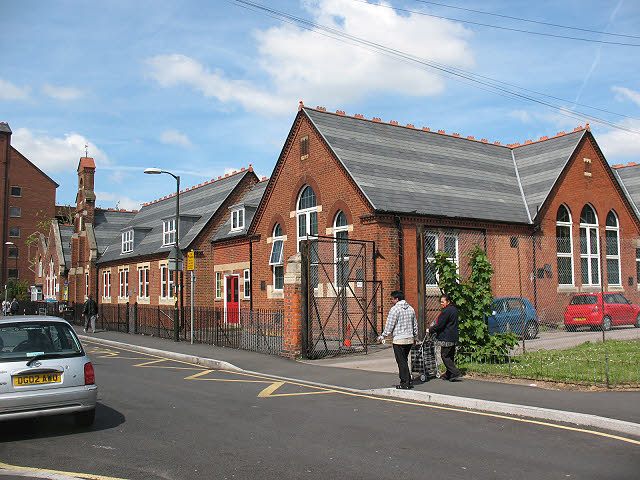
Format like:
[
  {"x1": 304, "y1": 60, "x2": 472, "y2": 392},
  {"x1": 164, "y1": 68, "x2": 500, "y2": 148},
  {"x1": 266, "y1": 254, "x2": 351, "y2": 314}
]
[
  {"x1": 83, "y1": 295, "x2": 98, "y2": 333},
  {"x1": 428, "y1": 294, "x2": 464, "y2": 381},
  {"x1": 9, "y1": 298, "x2": 19, "y2": 316},
  {"x1": 378, "y1": 290, "x2": 418, "y2": 389}
]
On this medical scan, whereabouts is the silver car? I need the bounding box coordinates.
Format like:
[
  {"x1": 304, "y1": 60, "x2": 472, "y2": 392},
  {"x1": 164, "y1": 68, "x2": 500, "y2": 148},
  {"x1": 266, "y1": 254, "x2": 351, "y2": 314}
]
[{"x1": 0, "y1": 316, "x2": 97, "y2": 426}]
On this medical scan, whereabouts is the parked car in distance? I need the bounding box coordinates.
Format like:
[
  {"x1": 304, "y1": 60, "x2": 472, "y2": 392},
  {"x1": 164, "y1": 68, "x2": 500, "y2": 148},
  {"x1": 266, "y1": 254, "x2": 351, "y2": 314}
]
[
  {"x1": 486, "y1": 297, "x2": 539, "y2": 340},
  {"x1": 564, "y1": 293, "x2": 640, "y2": 331},
  {"x1": 0, "y1": 316, "x2": 97, "y2": 426}
]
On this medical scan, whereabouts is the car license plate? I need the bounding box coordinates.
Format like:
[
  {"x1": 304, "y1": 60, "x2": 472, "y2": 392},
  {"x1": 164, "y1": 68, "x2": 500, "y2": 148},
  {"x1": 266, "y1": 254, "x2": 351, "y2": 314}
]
[
  {"x1": 13, "y1": 373, "x2": 61, "y2": 386},
  {"x1": 574, "y1": 317, "x2": 586, "y2": 322}
]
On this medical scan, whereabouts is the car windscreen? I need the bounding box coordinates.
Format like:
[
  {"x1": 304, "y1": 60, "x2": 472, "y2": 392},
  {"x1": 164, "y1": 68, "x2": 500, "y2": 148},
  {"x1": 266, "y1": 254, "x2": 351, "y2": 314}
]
[
  {"x1": 0, "y1": 321, "x2": 83, "y2": 362},
  {"x1": 570, "y1": 295, "x2": 597, "y2": 305}
]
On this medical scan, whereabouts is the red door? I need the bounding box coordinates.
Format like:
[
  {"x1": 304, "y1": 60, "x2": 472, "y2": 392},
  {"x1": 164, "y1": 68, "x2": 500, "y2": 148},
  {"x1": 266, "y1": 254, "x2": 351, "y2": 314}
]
[{"x1": 226, "y1": 276, "x2": 239, "y2": 324}]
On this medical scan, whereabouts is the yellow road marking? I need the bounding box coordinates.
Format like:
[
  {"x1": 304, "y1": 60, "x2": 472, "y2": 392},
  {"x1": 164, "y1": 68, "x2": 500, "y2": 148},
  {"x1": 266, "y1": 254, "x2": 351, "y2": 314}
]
[
  {"x1": 83, "y1": 339, "x2": 640, "y2": 446},
  {"x1": 0, "y1": 462, "x2": 129, "y2": 480},
  {"x1": 184, "y1": 369, "x2": 214, "y2": 380},
  {"x1": 258, "y1": 381, "x2": 285, "y2": 397}
]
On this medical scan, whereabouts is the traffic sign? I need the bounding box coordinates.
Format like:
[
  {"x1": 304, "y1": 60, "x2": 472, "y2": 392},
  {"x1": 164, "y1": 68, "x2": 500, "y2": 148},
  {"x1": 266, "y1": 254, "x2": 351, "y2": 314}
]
[{"x1": 187, "y1": 251, "x2": 195, "y2": 271}]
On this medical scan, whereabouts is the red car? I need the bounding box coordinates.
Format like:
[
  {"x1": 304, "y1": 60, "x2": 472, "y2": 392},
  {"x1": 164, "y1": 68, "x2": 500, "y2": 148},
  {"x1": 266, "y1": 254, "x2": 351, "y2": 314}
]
[{"x1": 564, "y1": 293, "x2": 640, "y2": 331}]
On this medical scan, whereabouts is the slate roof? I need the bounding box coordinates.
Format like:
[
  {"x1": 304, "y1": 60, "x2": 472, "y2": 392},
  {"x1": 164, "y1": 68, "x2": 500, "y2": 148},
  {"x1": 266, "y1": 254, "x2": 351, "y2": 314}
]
[
  {"x1": 211, "y1": 180, "x2": 268, "y2": 242},
  {"x1": 303, "y1": 107, "x2": 589, "y2": 225},
  {"x1": 97, "y1": 171, "x2": 250, "y2": 264},
  {"x1": 94, "y1": 209, "x2": 138, "y2": 256},
  {"x1": 0, "y1": 123, "x2": 11, "y2": 134},
  {"x1": 59, "y1": 225, "x2": 74, "y2": 268},
  {"x1": 613, "y1": 164, "x2": 640, "y2": 219}
]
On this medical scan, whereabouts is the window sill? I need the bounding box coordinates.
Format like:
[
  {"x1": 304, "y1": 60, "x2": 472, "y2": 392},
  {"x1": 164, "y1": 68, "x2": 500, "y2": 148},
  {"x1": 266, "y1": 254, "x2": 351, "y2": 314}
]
[
  {"x1": 159, "y1": 297, "x2": 176, "y2": 305},
  {"x1": 137, "y1": 297, "x2": 150, "y2": 304},
  {"x1": 117, "y1": 297, "x2": 129, "y2": 303},
  {"x1": 557, "y1": 285, "x2": 579, "y2": 294},
  {"x1": 607, "y1": 285, "x2": 624, "y2": 292}
]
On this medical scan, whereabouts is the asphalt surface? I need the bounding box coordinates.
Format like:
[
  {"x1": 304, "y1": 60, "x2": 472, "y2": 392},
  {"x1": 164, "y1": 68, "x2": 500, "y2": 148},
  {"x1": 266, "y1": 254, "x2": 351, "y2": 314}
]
[
  {"x1": 2, "y1": 341, "x2": 638, "y2": 480},
  {"x1": 75, "y1": 329, "x2": 640, "y2": 426}
]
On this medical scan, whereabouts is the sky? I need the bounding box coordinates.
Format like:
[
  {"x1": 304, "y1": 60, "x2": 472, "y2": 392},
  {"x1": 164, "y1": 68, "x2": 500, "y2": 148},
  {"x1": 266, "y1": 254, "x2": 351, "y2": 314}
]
[{"x1": 1, "y1": 0, "x2": 639, "y2": 210}]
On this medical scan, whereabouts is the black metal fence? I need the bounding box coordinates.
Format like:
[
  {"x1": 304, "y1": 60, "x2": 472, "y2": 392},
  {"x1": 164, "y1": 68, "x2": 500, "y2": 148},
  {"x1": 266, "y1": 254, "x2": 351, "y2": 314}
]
[{"x1": 20, "y1": 301, "x2": 284, "y2": 356}]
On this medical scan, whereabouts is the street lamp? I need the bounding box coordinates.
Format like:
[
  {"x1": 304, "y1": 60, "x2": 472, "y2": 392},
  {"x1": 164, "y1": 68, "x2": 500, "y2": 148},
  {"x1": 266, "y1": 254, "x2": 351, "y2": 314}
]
[{"x1": 144, "y1": 168, "x2": 181, "y2": 342}]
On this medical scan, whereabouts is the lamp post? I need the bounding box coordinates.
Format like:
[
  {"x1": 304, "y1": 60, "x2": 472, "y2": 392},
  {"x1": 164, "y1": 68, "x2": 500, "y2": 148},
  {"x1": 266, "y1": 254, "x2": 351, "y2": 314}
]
[{"x1": 144, "y1": 168, "x2": 181, "y2": 342}]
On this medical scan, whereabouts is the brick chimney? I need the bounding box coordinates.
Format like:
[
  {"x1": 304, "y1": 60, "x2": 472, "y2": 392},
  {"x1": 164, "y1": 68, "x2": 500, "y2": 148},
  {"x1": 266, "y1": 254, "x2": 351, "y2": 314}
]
[{"x1": 76, "y1": 157, "x2": 96, "y2": 229}]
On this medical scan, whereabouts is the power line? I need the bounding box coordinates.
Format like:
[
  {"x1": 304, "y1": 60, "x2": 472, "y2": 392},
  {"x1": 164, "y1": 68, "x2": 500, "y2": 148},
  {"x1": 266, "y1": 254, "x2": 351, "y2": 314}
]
[
  {"x1": 412, "y1": 0, "x2": 640, "y2": 40},
  {"x1": 351, "y1": 0, "x2": 640, "y2": 47},
  {"x1": 226, "y1": 0, "x2": 640, "y2": 135}
]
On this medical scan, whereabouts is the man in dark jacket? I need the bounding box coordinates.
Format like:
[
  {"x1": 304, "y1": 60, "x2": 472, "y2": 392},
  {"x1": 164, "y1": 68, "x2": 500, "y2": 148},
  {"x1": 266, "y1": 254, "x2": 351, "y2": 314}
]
[
  {"x1": 9, "y1": 298, "x2": 19, "y2": 315},
  {"x1": 428, "y1": 294, "x2": 463, "y2": 381},
  {"x1": 83, "y1": 295, "x2": 98, "y2": 333}
]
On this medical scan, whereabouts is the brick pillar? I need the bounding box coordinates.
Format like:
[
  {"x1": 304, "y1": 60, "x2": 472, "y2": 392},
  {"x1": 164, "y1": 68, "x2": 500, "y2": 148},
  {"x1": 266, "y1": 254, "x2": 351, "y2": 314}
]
[{"x1": 282, "y1": 253, "x2": 302, "y2": 358}]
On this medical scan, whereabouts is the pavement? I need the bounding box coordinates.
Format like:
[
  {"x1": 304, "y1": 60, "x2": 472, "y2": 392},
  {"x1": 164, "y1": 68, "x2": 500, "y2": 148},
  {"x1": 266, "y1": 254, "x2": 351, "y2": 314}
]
[{"x1": 77, "y1": 328, "x2": 640, "y2": 438}]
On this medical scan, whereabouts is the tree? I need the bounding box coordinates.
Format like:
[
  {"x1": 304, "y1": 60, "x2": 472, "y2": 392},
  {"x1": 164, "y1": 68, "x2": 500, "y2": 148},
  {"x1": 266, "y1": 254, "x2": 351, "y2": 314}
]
[
  {"x1": 433, "y1": 246, "x2": 518, "y2": 355},
  {"x1": 5, "y1": 279, "x2": 31, "y2": 302},
  {"x1": 25, "y1": 207, "x2": 74, "y2": 274}
]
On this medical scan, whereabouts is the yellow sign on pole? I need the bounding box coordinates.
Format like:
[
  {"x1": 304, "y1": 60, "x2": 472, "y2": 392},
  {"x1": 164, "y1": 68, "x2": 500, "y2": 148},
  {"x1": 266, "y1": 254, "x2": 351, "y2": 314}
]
[{"x1": 187, "y1": 251, "x2": 195, "y2": 271}]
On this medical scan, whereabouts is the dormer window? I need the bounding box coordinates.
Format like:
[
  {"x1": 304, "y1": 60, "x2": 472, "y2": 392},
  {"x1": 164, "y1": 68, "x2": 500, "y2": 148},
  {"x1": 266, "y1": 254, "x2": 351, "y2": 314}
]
[
  {"x1": 163, "y1": 219, "x2": 176, "y2": 246},
  {"x1": 231, "y1": 208, "x2": 245, "y2": 231},
  {"x1": 122, "y1": 230, "x2": 134, "y2": 253}
]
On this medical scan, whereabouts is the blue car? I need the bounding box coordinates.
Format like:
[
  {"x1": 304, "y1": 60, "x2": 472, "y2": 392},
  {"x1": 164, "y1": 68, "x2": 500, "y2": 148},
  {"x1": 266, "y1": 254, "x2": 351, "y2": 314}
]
[{"x1": 486, "y1": 297, "x2": 539, "y2": 340}]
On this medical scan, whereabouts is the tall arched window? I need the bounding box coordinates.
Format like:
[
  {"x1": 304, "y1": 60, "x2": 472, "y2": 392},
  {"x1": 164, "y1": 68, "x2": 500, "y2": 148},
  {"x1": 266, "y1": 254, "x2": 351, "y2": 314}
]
[
  {"x1": 580, "y1": 204, "x2": 600, "y2": 286},
  {"x1": 270, "y1": 223, "x2": 284, "y2": 291},
  {"x1": 296, "y1": 186, "x2": 318, "y2": 250},
  {"x1": 605, "y1": 210, "x2": 621, "y2": 285},
  {"x1": 334, "y1": 211, "x2": 349, "y2": 288},
  {"x1": 297, "y1": 186, "x2": 318, "y2": 287},
  {"x1": 556, "y1": 205, "x2": 573, "y2": 285}
]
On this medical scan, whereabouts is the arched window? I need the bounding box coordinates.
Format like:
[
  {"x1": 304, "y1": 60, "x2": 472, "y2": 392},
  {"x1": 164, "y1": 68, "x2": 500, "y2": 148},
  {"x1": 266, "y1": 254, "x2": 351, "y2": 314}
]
[
  {"x1": 556, "y1": 205, "x2": 573, "y2": 285},
  {"x1": 270, "y1": 223, "x2": 284, "y2": 291},
  {"x1": 334, "y1": 211, "x2": 349, "y2": 288},
  {"x1": 579, "y1": 204, "x2": 600, "y2": 286},
  {"x1": 297, "y1": 186, "x2": 318, "y2": 287},
  {"x1": 296, "y1": 186, "x2": 317, "y2": 250},
  {"x1": 605, "y1": 211, "x2": 621, "y2": 285}
]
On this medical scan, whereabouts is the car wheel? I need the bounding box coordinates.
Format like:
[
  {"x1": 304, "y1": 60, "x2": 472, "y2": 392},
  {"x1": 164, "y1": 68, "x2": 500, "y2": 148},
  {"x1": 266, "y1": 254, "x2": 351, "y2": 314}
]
[
  {"x1": 74, "y1": 408, "x2": 95, "y2": 427},
  {"x1": 524, "y1": 321, "x2": 538, "y2": 340},
  {"x1": 601, "y1": 315, "x2": 612, "y2": 332},
  {"x1": 635, "y1": 313, "x2": 640, "y2": 328}
]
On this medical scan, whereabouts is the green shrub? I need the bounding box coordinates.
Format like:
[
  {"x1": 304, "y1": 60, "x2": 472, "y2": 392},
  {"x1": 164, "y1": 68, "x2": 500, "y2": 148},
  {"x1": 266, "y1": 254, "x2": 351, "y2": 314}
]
[{"x1": 433, "y1": 246, "x2": 518, "y2": 356}]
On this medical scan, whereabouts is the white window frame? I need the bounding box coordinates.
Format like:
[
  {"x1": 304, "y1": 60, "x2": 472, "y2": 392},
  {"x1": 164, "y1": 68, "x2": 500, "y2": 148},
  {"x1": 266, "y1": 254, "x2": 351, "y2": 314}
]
[
  {"x1": 216, "y1": 271, "x2": 223, "y2": 298},
  {"x1": 580, "y1": 204, "x2": 600, "y2": 286},
  {"x1": 424, "y1": 231, "x2": 459, "y2": 288},
  {"x1": 556, "y1": 204, "x2": 574, "y2": 286},
  {"x1": 334, "y1": 211, "x2": 349, "y2": 289},
  {"x1": 243, "y1": 269, "x2": 250, "y2": 299},
  {"x1": 231, "y1": 208, "x2": 245, "y2": 232},
  {"x1": 160, "y1": 264, "x2": 174, "y2": 299},
  {"x1": 119, "y1": 268, "x2": 129, "y2": 298},
  {"x1": 163, "y1": 219, "x2": 176, "y2": 246},
  {"x1": 138, "y1": 266, "x2": 150, "y2": 298},
  {"x1": 102, "y1": 270, "x2": 111, "y2": 299},
  {"x1": 271, "y1": 224, "x2": 285, "y2": 291},
  {"x1": 296, "y1": 186, "x2": 318, "y2": 252},
  {"x1": 425, "y1": 232, "x2": 439, "y2": 287},
  {"x1": 605, "y1": 211, "x2": 621, "y2": 286},
  {"x1": 122, "y1": 230, "x2": 134, "y2": 253}
]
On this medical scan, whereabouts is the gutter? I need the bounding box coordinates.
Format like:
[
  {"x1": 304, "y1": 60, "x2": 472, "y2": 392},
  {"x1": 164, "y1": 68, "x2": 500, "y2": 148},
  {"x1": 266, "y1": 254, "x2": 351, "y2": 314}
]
[{"x1": 395, "y1": 215, "x2": 404, "y2": 292}]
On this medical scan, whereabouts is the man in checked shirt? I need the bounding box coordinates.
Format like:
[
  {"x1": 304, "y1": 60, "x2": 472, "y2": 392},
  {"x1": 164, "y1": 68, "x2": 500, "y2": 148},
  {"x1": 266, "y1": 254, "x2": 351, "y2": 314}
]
[{"x1": 378, "y1": 290, "x2": 418, "y2": 389}]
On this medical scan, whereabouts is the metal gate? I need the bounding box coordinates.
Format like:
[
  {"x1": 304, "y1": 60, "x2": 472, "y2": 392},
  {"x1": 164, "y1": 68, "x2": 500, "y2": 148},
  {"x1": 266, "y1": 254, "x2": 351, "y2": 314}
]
[{"x1": 301, "y1": 236, "x2": 382, "y2": 359}]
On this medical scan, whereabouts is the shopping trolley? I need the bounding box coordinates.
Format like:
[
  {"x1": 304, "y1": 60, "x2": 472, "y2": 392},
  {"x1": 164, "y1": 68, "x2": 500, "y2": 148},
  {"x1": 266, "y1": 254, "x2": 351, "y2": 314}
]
[{"x1": 411, "y1": 333, "x2": 441, "y2": 382}]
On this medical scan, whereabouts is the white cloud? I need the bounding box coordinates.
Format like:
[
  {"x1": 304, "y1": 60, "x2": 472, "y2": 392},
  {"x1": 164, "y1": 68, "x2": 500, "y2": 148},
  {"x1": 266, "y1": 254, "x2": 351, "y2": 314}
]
[
  {"x1": 42, "y1": 84, "x2": 85, "y2": 101},
  {"x1": 95, "y1": 191, "x2": 141, "y2": 211},
  {"x1": 509, "y1": 110, "x2": 532, "y2": 123},
  {"x1": 160, "y1": 129, "x2": 193, "y2": 148},
  {"x1": 597, "y1": 120, "x2": 640, "y2": 159},
  {"x1": 0, "y1": 78, "x2": 31, "y2": 100},
  {"x1": 11, "y1": 128, "x2": 109, "y2": 173},
  {"x1": 613, "y1": 86, "x2": 640, "y2": 107},
  {"x1": 145, "y1": 0, "x2": 473, "y2": 114}
]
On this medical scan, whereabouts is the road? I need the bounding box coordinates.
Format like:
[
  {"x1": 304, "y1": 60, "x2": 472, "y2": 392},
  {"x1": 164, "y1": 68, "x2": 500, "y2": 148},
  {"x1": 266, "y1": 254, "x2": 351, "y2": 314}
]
[{"x1": 1, "y1": 340, "x2": 638, "y2": 480}]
